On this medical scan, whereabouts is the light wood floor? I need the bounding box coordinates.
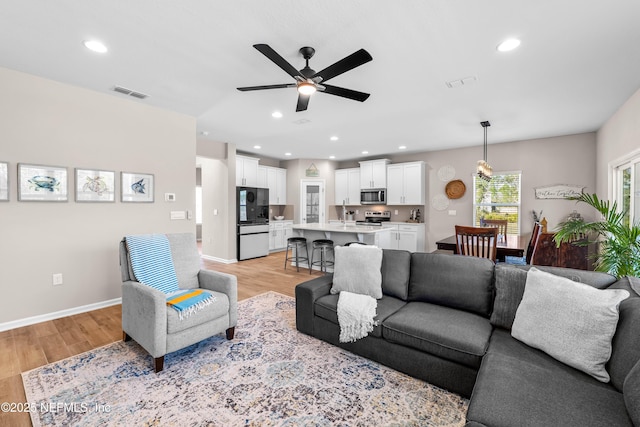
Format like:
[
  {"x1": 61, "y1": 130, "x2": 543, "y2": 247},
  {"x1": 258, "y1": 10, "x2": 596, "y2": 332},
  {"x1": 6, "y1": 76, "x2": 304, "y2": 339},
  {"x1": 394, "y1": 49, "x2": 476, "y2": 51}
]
[{"x1": 0, "y1": 251, "x2": 322, "y2": 426}]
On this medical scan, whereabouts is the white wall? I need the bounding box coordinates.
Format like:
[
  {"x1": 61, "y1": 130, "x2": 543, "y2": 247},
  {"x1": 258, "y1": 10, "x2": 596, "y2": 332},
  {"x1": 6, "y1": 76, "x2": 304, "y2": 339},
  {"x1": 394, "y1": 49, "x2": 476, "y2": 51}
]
[
  {"x1": 417, "y1": 133, "x2": 597, "y2": 250},
  {"x1": 0, "y1": 67, "x2": 196, "y2": 325},
  {"x1": 596, "y1": 87, "x2": 640, "y2": 197}
]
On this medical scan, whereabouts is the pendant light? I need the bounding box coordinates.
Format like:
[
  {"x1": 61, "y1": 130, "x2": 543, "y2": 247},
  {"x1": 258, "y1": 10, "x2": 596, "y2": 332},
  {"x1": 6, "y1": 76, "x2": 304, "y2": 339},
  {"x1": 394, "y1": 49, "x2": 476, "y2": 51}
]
[{"x1": 477, "y1": 121, "x2": 492, "y2": 181}]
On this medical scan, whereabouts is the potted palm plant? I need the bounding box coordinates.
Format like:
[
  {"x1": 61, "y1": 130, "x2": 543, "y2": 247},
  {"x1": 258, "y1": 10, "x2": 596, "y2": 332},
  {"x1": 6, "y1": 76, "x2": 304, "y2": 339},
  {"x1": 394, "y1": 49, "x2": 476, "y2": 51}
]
[{"x1": 554, "y1": 193, "x2": 640, "y2": 278}]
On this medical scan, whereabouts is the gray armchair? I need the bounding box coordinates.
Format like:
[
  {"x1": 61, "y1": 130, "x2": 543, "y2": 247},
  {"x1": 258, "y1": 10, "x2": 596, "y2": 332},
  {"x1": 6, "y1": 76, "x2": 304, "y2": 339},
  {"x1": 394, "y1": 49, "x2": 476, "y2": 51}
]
[{"x1": 119, "y1": 233, "x2": 237, "y2": 372}]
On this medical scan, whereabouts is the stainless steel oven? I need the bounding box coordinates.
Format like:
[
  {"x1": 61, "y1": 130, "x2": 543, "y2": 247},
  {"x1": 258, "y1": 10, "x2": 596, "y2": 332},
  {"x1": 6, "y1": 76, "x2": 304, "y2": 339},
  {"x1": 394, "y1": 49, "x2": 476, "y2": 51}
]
[{"x1": 360, "y1": 188, "x2": 386, "y2": 205}]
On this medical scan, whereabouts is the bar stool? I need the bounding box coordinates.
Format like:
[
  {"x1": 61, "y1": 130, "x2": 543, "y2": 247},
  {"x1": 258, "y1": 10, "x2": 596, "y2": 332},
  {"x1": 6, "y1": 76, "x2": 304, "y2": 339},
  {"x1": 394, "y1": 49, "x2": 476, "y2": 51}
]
[
  {"x1": 344, "y1": 241, "x2": 367, "y2": 246},
  {"x1": 310, "y1": 239, "x2": 335, "y2": 274},
  {"x1": 284, "y1": 237, "x2": 310, "y2": 272}
]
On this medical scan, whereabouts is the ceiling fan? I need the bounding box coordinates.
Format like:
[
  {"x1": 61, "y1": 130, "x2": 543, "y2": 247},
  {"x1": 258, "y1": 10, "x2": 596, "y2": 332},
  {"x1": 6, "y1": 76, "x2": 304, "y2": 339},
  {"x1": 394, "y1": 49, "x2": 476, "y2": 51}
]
[{"x1": 237, "y1": 44, "x2": 372, "y2": 112}]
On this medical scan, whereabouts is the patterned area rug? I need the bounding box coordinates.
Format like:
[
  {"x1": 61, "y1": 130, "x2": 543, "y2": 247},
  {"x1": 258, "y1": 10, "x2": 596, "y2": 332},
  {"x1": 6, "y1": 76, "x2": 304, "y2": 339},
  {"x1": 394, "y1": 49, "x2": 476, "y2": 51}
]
[{"x1": 23, "y1": 292, "x2": 468, "y2": 426}]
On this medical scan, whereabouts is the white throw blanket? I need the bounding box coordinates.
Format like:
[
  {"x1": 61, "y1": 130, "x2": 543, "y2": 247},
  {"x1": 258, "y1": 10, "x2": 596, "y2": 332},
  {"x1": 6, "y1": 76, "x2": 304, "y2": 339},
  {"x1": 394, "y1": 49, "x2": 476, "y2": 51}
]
[{"x1": 337, "y1": 291, "x2": 378, "y2": 343}]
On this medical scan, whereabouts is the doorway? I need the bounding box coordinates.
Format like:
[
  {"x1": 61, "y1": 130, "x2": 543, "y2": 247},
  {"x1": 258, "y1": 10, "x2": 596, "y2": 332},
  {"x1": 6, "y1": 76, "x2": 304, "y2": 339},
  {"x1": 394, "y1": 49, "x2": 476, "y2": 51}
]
[{"x1": 300, "y1": 180, "x2": 325, "y2": 224}]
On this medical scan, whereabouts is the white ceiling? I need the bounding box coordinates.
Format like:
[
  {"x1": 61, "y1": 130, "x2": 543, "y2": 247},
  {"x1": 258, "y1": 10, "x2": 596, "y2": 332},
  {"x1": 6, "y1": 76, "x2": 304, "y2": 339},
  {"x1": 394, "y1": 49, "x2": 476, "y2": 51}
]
[{"x1": 2, "y1": 1, "x2": 640, "y2": 161}]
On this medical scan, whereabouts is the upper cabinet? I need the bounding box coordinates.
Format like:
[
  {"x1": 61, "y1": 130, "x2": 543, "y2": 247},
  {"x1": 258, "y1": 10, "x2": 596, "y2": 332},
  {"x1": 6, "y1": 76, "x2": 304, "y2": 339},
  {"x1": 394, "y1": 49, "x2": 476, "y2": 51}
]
[
  {"x1": 387, "y1": 161, "x2": 425, "y2": 205},
  {"x1": 335, "y1": 168, "x2": 361, "y2": 205},
  {"x1": 359, "y1": 159, "x2": 390, "y2": 189},
  {"x1": 258, "y1": 165, "x2": 287, "y2": 205},
  {"x1": 236, "y1": 155, "x2": 259, "y2": 187}
]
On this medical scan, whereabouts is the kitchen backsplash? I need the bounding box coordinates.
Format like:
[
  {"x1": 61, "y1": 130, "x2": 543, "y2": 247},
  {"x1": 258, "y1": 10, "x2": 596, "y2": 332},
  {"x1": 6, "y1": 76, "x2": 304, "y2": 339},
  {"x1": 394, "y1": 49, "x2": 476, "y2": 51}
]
[{"x1": 329, "y1": 205, "x2": 424, "y2": 222}]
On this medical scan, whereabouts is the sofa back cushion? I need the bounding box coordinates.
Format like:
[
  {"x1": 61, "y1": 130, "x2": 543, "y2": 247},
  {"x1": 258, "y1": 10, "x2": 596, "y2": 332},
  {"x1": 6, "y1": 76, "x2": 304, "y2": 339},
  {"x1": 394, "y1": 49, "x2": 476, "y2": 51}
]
[
  {"x1": 381, "y1": 249, "x2": 411, "y2": 300},
  {"x1": 491, "y1": 264, "x2": 617, "y2": 329},
  {"x1": 408, "y1": 253, "x2": 495, "y2": 317},
  {"x1": 608, "y1": 296, "x2": 640, "y2": 391}
]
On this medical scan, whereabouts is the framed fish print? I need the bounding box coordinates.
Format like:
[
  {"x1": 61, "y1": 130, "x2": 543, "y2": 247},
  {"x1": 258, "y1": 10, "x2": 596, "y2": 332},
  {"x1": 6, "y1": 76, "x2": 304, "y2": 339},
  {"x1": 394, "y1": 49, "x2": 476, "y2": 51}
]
[
  {"x1": 121, "y1": 171, "x2": 154, "y2": 203},
  {"x1": 75, "y1": 168, "x2": 115, "y2": 202},
  {"x1": 18, "y1": 163, "x2": 68, "y2": 202},
  {"x1": 0, "y1": 161, "x2": 8, "y2": 201}
]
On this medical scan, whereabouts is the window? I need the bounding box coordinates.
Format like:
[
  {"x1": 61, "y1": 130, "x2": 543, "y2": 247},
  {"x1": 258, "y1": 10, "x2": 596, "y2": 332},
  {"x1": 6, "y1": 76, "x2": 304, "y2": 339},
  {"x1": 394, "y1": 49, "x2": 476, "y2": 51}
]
[
  {"x1": 613, "y1": 154, "x2": 640, "y2": 228},
  {"x1": 473, "y1": 172, "x2": 522, "y2": 235}
]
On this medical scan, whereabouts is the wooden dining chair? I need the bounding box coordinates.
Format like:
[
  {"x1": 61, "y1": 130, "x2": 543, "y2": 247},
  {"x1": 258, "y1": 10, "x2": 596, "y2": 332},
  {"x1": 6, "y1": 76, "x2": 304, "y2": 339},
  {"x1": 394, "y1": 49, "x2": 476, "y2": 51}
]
[
  {"x1": 482, "y1": 219, "x2": 508, "y2": 242},
  {"x1": 525, "y1": 222, "x2": 542, "y2": 264},
  {"x1": 505, "y1": 221, "x2": 542, "y2": 265},
  {"x1": 455, "y1": 225, "x2": 498, "y2": 262}
]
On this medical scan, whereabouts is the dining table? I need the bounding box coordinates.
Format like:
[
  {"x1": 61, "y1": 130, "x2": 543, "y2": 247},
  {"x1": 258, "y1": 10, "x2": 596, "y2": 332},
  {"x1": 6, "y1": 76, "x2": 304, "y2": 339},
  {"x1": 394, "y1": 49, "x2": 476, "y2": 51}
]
[{"x1": 435, "y1": 234, "x2": 527, "y2": 261}]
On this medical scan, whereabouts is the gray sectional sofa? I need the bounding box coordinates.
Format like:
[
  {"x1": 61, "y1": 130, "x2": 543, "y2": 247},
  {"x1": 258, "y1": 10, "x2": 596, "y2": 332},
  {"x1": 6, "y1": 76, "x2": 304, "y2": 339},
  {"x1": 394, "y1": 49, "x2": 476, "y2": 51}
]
[{"x1": 295, "y1": 250, "x2": 640, "y2": 426}]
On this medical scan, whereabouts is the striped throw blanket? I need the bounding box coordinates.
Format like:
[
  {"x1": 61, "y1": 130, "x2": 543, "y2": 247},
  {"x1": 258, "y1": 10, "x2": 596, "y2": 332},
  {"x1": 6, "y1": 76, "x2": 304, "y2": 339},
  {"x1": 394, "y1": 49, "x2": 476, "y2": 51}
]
[
  {"x1": 125, "y1": 234, "x2": 214, "y2": 319},
  {"x1": 166, "y1": 289, "x2": 216, "y2": 320}
]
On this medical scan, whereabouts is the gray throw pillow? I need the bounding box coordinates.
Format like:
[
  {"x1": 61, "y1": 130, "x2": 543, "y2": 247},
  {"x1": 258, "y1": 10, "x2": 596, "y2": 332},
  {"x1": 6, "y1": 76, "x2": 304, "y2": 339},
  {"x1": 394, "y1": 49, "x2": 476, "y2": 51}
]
[
  {"x1": 511, "y1": 267, "x2": 629, "y2": 382},
  {"x1": 331, "y1": 245, "x2": 383, "y2": 299}
]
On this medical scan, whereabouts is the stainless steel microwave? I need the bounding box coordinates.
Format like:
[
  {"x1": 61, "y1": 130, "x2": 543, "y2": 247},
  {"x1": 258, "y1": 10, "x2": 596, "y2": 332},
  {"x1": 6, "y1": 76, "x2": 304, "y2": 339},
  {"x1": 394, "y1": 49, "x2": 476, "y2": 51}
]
[{"x1": 360, "y1": 188, "x2": 386, "y2": 205}]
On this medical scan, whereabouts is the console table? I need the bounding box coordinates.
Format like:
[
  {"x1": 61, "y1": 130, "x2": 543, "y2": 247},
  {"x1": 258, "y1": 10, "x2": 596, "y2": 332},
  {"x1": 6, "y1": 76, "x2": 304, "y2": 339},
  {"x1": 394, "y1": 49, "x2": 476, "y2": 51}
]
[{"x1": 531, "y1": 233, "x2": 590, "y2": 270}]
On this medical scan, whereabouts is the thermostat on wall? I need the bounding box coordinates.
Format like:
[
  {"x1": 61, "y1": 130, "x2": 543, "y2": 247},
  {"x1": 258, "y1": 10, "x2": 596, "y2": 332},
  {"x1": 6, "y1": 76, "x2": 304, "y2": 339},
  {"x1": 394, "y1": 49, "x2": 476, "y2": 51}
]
[{"x1": 164, "y1": 193, "x2": 176, "y2": 202}]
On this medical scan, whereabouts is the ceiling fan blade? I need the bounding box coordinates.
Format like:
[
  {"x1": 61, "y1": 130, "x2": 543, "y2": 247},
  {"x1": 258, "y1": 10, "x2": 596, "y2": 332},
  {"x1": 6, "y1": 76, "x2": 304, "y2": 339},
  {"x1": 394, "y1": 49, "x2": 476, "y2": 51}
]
[
  {"x1": 296, "y1": 94, "x2": 310, "y2": 112},
  {"x1": 312, "y1": 49, "x2": 372, "y2": 82},
  {"x1": 237, "y1": 83, "x2": 296, "y2": 91},
  {"x1": 321, "y1": 84, "x2": 370, "y2": 102},
  {"x1": 253, "y1": 44, "x2": 305, "y2": 80}
]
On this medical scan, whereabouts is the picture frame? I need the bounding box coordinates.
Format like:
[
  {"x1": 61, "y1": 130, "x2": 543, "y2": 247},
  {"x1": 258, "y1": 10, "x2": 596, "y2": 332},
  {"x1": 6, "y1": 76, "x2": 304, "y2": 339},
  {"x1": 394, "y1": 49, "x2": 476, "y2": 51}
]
[
  {"x1": 121, "y1": 171, "x2": 154, "y2": 203},
  {"x1": 0, "y1": 161, "x2": 8, "y2": 201},
  {"x1": 18, "y1": 163, "x2": 68, "y2": 202},
  {"x1": 75, "y1": 168, "x2": 116, "y2": 202}
]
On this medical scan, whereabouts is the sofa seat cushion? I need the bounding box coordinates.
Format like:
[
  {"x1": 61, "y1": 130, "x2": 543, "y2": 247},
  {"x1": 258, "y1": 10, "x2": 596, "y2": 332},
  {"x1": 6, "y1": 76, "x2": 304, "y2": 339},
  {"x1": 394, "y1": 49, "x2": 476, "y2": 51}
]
[
  {"x1": 314, "y1": 294, "x2": 406, "y2": 338},
  {"x1": 167, "y1": 290, "x2": 229, "y2": 334},
  {"x1": 467, "y1": 329, "x2": 633, "y2": 427},
  {"x1": 382, "y1": 302, "x2": 492, "y2": 369}
]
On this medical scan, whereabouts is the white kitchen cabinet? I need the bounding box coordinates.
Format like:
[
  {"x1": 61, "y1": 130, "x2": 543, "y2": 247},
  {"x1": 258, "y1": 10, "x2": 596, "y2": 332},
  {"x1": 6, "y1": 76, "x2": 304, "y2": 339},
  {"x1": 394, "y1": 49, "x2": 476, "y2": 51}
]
[
  {"x1": 236, "y1": 155, "x2": 259, "y2": 187},
  {"x1": 257, "y1": 166, "x2": 268, "y2": 188},
  {"x1": 275, "y1": 168, "x2": 287, "y2": 205},
  {"x1": 270, "y1": 220, "x2": 292, "y2": 251},
  {"x1": 259, "y1": 166, "x2": 287, "y2": 204},
  {"x1": 334, "y1": 168, "x2": 361, "y2": 205},
  {"x1": 380, "y1": 223, "x2": 425, "y2": 252},
  {"x1": 387, "y1": 161, "x2": 425, "y2": 205},
  {"x1": 359, "y1": 159, "x2": 390, "y2": 189}
]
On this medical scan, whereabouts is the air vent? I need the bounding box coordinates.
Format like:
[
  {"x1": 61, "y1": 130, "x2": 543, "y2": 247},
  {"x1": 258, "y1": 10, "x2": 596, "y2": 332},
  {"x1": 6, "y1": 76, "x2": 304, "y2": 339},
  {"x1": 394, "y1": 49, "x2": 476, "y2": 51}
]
[
  {"x1": 112, "y1": 85, "x2": 149, "y2": 99},
  {"x1": 445, "y1": 76, "x2": 477, "y2": 88},
  {"x1": 293, "y1": 118, "x2": 311, "y2": 125}
]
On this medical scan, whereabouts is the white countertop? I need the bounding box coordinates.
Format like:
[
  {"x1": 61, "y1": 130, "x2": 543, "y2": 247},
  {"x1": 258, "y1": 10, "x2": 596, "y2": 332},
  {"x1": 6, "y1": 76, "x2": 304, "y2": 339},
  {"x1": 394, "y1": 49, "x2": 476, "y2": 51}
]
[{"x1": 291, "y1": 223, "x2": 390, "y2": 234}]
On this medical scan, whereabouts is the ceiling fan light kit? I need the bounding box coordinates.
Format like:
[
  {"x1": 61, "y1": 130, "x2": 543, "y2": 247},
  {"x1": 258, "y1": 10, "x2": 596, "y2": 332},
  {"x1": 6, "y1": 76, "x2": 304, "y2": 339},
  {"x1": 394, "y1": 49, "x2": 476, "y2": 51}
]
[
  {"x1": 237, "y1": 44, "x2": 372, "y2": 112},
  {"x1": 477, "y1": 120, "x2": 493, "y2": 181}
]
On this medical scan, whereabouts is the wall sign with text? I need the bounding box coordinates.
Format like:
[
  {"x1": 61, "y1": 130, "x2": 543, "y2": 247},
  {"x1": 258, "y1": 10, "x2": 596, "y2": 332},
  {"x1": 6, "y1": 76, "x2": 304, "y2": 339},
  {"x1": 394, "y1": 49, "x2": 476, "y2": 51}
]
[{"x1": 534, "y1": 184, "x2": 585, "y2": 199}]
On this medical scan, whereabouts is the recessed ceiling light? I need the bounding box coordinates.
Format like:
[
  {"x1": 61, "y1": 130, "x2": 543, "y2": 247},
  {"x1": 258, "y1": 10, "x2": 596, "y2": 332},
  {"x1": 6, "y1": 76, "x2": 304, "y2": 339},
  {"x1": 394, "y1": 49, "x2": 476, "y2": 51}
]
[
  {"x1": 271, "y1": 111, "x2": 283, "y2": 118},
  {"x1": 285, "y1": 152, "x2": 292, "y2": 156},
  {"x1": 254, "y1": 145, "x2": 261, "y2": 149},
  {"x1": 497, "y1": 38, "x2": 521, "y2": 52},
  {"x1": 398, "y1": 145, "x2": 407, "y2": 150},
  {"x1": 83, "y1": 40, "x2": 108, "y2": 53},
  {"x1": 329, "y1": 155, "x2": 336, "y2": 159},
  {"x1": 362, "y1": 151, "x2": 369, "y2": 155},
  {"x1": 330, "y1": 136, "x2": 339, "y2": 141}
]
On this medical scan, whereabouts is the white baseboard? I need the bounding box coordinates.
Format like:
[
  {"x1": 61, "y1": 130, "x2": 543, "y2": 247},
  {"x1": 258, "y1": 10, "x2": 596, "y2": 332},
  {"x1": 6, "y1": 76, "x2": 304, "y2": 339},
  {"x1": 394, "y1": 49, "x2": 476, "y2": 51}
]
[
  {"x1": 0, "y1": 298, "x2": 122, "y2": 332},
  {"x1": 201, "y1": 254, "x2": 237, "y2": 264}
]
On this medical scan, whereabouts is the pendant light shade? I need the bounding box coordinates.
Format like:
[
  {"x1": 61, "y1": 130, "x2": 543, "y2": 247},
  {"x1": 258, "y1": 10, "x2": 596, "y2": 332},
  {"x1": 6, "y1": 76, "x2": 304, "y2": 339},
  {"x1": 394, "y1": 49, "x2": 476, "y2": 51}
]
[{"x1": 477, "y1": 121, "x2": 492, "y2": 181}]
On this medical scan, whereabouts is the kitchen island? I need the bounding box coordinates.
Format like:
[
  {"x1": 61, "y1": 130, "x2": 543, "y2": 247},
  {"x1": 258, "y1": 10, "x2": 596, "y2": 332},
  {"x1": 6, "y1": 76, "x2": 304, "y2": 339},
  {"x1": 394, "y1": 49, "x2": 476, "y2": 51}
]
[{"x1": 289, "y1": 223, "x2": 391, "y2": 272}]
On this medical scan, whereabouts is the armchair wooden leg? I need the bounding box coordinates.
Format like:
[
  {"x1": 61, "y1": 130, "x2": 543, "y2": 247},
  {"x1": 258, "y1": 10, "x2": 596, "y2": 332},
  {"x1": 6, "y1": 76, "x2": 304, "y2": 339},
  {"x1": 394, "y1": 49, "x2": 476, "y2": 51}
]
[
  {"x1": 226, "y1": 327, "x2": 235, "y2": 340},
  {"x1": 123, "y1": 332, "x2": 132, "y2": 342},
  {"x1": 154, "y1": 356, "x2": 164, "y2": 373}
]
